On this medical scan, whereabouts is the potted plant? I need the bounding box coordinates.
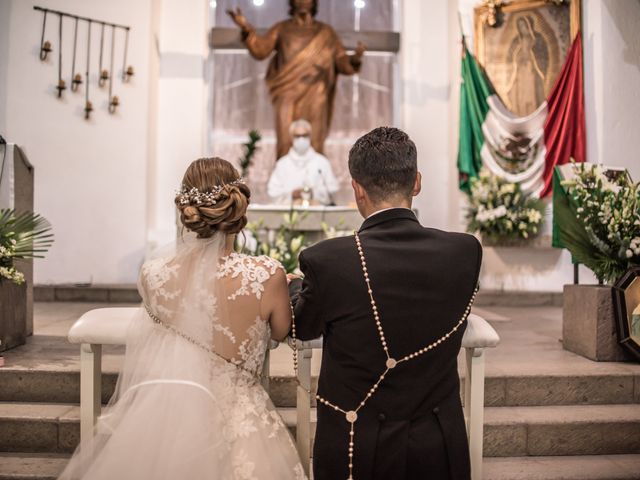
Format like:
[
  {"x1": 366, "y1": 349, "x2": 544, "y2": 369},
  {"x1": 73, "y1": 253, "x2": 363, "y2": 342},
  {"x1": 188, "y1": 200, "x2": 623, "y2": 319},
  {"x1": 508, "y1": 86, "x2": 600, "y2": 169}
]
[
  {"x1": 554, "y1": 163, "x2": 640, "y2": 361},
  {"x1": 466, "y1": 169, "x2": 545, "y2": 247},
  {"x1": 0, "y1": 209, "x2": 54, "y2": 352}
]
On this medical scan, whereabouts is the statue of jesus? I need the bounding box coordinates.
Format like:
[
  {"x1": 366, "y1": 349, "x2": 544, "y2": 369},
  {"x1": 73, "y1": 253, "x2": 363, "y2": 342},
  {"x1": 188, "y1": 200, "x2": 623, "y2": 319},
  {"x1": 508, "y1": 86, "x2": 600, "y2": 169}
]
[{"x1": 227, "y1": 0, "x2": 366, "y2": 159}]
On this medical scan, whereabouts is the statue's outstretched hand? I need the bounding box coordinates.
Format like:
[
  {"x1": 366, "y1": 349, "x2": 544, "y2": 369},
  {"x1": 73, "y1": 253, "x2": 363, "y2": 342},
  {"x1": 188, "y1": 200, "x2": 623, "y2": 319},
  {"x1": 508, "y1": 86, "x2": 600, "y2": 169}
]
[
  {"x1": 226, "y1": 7, "x2": 249, "y2": 30},
  {"x1": 355, "y1": 41, "x2": 367, "y2": 59}
]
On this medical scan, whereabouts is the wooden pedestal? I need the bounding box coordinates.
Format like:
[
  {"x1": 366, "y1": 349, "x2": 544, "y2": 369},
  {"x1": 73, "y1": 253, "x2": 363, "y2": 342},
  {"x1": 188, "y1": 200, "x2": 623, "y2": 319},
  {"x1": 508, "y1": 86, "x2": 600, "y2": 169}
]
[
  {"x1": 0, "y1": 280, "x2": 27, "y2": 352},
  {"x1": 563, "y1": 284, "x2": 630, "y2": 361}
]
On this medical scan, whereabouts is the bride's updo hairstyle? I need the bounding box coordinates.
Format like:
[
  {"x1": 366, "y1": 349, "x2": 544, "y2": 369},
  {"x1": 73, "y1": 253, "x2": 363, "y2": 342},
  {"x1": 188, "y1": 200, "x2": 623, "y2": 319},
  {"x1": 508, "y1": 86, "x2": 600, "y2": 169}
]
[{"x1": 175, "y1": 157, "x2": 251, "y2": 238}]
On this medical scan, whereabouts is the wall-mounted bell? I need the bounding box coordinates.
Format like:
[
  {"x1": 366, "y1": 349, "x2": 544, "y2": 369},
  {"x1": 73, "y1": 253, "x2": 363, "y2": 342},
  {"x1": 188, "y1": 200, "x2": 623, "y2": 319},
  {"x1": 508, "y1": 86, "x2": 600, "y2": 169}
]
[
  {"x1": 109, "y1": 95, "x2": 120, "y2": 114},
  {"x1": 84, "y1": 100, "x2": 93, "y2": 119},
  {"x1": 40, "y1": 40, "x2": 52, "y2": 61},
  {"x1": 56, "y1": 78, "x2": 66, "y2": 97},
  {"x1": 71, "y1": 73, "x2": 83, "y2": 92},
  {"x1": 123, "y1": 65, "x2": 134, "y2": 82},
  {"x1": 99, "y1": 69, "x2": 109, "y2": 87}
]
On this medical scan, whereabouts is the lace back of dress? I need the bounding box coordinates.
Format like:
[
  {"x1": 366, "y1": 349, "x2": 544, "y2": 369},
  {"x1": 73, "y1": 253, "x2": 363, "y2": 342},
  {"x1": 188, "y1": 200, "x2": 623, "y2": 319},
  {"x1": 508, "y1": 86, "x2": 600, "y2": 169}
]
[{"x1": 138, "y1": 234, "x2": 281, "y2": 374}]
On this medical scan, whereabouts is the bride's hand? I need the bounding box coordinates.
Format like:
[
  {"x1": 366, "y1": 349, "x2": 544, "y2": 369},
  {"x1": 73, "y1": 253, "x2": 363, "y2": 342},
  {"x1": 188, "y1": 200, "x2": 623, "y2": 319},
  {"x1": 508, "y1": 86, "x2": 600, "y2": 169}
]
[{"x1": 286, "y1": 273, "x2": 301, "y2": 284}]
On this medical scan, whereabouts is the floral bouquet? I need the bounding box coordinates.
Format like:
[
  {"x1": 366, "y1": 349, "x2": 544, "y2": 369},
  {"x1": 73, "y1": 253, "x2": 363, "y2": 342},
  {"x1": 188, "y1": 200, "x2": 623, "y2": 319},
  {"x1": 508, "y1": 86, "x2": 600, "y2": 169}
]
[
  {"x1": 466, "y1": 169, "x2": 545, "y2": 244},
  {"x1": 0, "y1": 209, "x2": 54, "y2": 285},
  {"x1": 240, "y1": 211, "x2": 306, "y2": 274},
  {"x1": 558, "y1": 163, "x2": 640, "y2": 284}
]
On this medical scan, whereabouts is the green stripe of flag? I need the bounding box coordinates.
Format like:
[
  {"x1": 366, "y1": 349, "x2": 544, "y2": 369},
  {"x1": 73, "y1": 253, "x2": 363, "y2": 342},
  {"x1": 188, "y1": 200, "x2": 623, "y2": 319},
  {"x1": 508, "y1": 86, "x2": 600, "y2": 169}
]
[{"x1": 457, "y1": 40, "x2": 493, "y2": 193}]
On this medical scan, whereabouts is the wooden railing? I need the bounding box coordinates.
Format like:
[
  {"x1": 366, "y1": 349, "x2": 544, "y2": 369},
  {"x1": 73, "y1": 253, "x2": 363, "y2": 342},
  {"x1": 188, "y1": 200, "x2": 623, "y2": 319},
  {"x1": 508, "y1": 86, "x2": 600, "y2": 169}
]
[{"x1": 68, "y1": 310, "x2": 499, "y2": 480}]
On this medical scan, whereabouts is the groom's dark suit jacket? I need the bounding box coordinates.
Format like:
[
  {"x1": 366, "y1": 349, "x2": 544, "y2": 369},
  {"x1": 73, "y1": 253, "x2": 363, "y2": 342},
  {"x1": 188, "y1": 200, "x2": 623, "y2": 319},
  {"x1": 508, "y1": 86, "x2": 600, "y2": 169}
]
[{"x1": 292, "y1": 208, "x2": 482, "y2": 480}]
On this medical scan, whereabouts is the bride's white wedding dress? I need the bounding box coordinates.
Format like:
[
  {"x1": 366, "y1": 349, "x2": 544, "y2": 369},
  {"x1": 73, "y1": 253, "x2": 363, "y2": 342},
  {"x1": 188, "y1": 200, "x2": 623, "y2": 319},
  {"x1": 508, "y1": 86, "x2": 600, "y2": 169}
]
[{"x1": 59, "y1": 234, "x2": 307, "y2": 480}]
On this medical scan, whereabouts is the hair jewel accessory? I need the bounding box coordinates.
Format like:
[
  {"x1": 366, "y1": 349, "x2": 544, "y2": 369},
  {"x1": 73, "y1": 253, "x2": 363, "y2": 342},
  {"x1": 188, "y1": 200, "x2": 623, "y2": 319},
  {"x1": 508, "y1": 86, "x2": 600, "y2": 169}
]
[{"x1": 176, "y1": 178, "x2": 245, "y2": 206}]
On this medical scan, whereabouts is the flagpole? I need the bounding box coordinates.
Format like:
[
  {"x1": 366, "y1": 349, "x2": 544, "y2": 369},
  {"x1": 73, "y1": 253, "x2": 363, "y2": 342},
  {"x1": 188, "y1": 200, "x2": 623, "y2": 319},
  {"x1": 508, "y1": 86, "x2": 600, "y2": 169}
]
[
  {"x1": 457, "y1": 11, "x2": 468, "y2": 53},
  {"x1": 457, "y1": 11, "x2": 465, "y2": 38}
]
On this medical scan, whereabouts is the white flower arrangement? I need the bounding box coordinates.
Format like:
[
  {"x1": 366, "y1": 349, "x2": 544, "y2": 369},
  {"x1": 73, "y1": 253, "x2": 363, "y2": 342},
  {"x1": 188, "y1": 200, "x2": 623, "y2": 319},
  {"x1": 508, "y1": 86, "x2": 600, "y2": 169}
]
[
  {"x1": 239, "y1": 214, "x2": 352, "y2": 273},
  {"x1": 240, "y1": 212, "x2": 306, "y2": 274},
  {"x1": 466, "y1": 169, "x2": 545, "y2": 244},
  {"x1": 560, "y1": 163, "x2": 639, "y2": 283}
]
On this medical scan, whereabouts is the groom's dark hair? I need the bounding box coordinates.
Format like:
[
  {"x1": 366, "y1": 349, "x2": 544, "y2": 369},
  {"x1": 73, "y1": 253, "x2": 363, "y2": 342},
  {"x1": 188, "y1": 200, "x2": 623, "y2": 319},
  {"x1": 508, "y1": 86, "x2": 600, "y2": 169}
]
[{"x1": 348, "y1": 127, "x2": 417, "y2": 202}]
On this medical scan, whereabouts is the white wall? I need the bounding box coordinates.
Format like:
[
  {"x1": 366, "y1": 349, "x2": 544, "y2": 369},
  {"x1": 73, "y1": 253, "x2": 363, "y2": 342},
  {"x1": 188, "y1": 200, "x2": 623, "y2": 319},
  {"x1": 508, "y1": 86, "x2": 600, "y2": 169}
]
[
  {"x1": 584, "y1": 0, "x2": 640, "y2": 179},
  {"x1": 0, "y1": 0, "x2": 10, "y2": 133},
  {"x1": 1, "y1": 0, "x2": 152, "y2": 284},
  {"x1": 400, "y1": 0, "x2": 452, "y2": 231},
  {"x1": 148, "y1": 0, "x2": 209, "y2": 248}
]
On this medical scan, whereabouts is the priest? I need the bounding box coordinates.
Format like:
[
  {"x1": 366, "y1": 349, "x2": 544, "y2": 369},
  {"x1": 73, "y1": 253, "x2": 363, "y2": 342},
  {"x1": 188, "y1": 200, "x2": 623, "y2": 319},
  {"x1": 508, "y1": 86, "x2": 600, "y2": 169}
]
[{"x1": 267, "y1": 119, "x2": 339, "y2": 206}]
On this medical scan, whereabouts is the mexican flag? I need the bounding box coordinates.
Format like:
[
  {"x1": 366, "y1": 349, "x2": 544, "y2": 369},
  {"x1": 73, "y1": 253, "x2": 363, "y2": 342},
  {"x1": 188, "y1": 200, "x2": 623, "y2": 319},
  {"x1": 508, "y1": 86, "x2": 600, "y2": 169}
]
[{"x1": 457, "y1": 33, "x2": 586, "y2": 198}]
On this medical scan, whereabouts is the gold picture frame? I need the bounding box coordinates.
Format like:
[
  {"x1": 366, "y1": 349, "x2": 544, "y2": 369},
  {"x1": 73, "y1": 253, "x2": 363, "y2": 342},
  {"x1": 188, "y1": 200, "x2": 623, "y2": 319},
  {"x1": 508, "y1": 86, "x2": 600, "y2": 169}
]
[{"x1": 474, "y1": 0, "x2": 581, "y2": 116}]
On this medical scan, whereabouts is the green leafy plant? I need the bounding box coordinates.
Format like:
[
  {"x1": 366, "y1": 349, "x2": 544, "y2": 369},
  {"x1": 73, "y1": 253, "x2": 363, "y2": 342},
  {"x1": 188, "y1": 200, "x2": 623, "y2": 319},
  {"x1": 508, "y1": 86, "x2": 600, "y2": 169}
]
[
  {"x1": 466, "y1": 169, "x2": 545, "y2": 243},
  {"x1": 239, "y1": 130, "x2": 262, "y2": 178},
  {"x1": 558, "y1": 163, "x2": 640, "y2": 284},
  {"x1": 0, "y1": 209, "x2": 54, "y2": 285}
]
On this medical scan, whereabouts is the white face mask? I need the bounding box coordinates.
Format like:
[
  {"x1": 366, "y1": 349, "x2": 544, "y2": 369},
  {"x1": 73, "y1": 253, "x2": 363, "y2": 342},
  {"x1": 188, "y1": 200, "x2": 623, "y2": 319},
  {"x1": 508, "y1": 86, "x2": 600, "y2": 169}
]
[{"x1": 292, "y1": 136, "x2": 311, "y2": 155}]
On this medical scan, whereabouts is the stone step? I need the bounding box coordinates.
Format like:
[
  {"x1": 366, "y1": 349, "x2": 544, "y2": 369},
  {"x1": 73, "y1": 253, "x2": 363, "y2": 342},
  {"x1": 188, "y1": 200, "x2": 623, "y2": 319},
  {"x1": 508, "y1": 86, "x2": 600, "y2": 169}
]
[
  {"x1": 483, "y1": 455, "x2": 640, "y2": 480},
  {"x1": 4, "y1": 402, "x2": 637, "y2": 458},
  {"x1": 1, "y1": 368, "x2": 638, "y2": 408},
  {"x1": 0, "y1": 403, "x2": 78, "y2": 454},
  {"x1": 0, "y1": 453, "x2": 69, "y2": 480},
  {"x1": 483, "y1": 405, "x2": 640, "y2": 457},
  {"x1": 1, "y1": 453, "x2": 638, "y2": 480}
]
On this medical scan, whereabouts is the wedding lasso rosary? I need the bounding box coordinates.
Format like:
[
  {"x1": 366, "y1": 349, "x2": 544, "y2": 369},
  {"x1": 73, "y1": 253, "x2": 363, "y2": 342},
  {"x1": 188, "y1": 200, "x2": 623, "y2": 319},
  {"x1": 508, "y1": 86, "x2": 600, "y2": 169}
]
[{"x1": 290, "y1": 232, "x2": 479, "y2": 480}]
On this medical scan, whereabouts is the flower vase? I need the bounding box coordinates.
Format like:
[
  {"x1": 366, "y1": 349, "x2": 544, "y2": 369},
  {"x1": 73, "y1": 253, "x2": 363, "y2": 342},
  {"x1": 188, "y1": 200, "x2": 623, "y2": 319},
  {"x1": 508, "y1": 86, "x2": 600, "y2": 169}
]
[{"x1": 0, "y1": 279, "x2": 27, "y2": 352}]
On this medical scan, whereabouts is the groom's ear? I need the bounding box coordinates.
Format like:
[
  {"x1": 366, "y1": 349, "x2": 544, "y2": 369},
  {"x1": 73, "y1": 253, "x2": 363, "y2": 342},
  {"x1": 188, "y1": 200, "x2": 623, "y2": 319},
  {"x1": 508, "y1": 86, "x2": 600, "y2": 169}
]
[
  {"x1": 352, "y1": 179, "x2": 366, "y2": 202},
  {"x1": 412, "y1": 172, "x2": 422, "y2": 197}
]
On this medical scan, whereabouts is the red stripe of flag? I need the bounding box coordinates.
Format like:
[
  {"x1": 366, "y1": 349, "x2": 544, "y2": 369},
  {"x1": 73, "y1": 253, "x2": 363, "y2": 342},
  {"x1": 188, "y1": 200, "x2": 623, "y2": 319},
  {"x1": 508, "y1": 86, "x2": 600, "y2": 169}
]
[{"x1": 542, "y1": 32, "x2": 587, "y2": 197}]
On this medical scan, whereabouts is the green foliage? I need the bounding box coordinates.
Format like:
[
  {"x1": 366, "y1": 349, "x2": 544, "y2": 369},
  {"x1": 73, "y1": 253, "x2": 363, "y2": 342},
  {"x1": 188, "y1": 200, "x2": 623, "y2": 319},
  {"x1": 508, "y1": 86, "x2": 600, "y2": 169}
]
[
  {"x1": 559, "y1": 163, "x2": 640, "y2": 284},
  {"x1": 239, "y1": 130, "x2": 262, "y2": 178},
  {"x1": 0, "y1": 209, "x2": 54, "y2": 285},
  {"x1": 466, "y1": 169, "x2": 545, "y2": 243}
]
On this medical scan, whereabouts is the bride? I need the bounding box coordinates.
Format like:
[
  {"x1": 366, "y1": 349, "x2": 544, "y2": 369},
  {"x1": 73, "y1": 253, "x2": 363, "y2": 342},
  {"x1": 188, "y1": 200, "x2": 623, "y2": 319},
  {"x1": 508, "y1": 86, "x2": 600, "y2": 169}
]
[{"x1": 59, "y1": 158, "x2": 307, "y2": 479}]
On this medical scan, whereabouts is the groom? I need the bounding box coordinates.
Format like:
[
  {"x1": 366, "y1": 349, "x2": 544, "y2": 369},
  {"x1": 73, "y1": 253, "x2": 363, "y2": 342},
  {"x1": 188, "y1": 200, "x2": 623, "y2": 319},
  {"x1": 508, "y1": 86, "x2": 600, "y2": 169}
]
[{"x1": 292, "y1": 127, "x2": 482, "y2": 480}]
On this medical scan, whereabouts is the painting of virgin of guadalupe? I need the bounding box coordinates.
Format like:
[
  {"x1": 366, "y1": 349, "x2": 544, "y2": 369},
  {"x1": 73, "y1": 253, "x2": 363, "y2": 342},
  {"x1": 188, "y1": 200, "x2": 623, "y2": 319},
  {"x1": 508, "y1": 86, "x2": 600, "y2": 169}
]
[{"x1": 474, "y1": 0, "x2": 581, "y2": 116}]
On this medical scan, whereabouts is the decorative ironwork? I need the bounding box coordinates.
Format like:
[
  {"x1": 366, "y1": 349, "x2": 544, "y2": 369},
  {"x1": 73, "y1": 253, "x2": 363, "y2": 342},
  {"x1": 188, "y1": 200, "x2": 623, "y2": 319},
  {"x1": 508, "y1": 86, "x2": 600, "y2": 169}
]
[
  {"x1": 121, "y1": 29, "x2": 134, "y2": 82},
  {"x1": 38, "y1": 10, "x2": 51, "y2": 61},
  {"x1": 107, "y1": 25, "x2": 118, "y2": 113},
  {"x1": 33, "y1": 6, "x2": 133, "y2": 119},
  {"x1": 84, "y1": 20, "x2": 93, "y2": 120},
  {"x1": 98, "y1": 24, "x2": 109, "y2": 88},
  {"x1": 70, "y1": 18, "x2": 82, "y2": 92},
  {"x1": 55, "y1": 14, "x2": 66, "y2": 98}
]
